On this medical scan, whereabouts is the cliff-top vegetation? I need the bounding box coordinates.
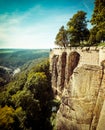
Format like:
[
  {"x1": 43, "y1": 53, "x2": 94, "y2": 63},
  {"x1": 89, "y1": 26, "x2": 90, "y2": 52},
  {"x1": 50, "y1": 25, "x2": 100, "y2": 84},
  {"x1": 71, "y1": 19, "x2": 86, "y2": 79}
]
[{"x1": 55, "y1": 0, "x2": 105, "y2": 47}]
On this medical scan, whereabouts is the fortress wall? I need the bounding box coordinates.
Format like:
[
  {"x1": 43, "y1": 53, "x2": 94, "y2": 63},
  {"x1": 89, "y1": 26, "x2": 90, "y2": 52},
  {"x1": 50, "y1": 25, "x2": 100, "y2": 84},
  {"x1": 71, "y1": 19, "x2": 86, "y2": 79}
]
[
  {"x1": 50, "y1": 47, "x2": 105, "y2": 130},
  {"x1": 78, "y1": 50, "x2": 99, "y2": 66},
  {"x1": 50, "y1": 47, "x2": 101, "y2": 67}
]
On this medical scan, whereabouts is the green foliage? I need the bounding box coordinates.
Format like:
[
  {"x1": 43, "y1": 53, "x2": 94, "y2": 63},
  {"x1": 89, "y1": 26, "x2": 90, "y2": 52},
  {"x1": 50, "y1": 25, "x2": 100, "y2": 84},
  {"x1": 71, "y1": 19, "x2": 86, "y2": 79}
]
[
  {"x1": 26, "y1": 72, "x2": 48, "y2": 102},
  {"x1": 98, "y1": 43, "x2": 105, "y2": 47},
  {"x1": 55, "y1": 26, "x2": 68, "y2": 47},
  {"x1": 49, "y1": 99, "x2": 60, "y2": 130},
  {"x1": 50, "y1": 113, "x2": 57, "y2": 130},
  {"x1": 96, "y1": 30, "x2": 105, "y2": 43},
  {"x1": 15, "y1": 107, "x2": 26, "y2": 129},
  {"x1": 0, "y1": 59, "x2": 58, "y2": 130},
  {"x1": 91, "y1": 0, "x2": 105, "y2": 26},
  {"x1": 88, "y1": 26, "x2": 98, "y2": 45},
  {"x1": 90, "y1": 0, "x2": 105, "y2": 44},
  {"x1": 67, "y1": 11, "x2": 89, "y2": 46},
  {"x1": 0, "y1": 106, "x2": 15, "y2": 126},
  {"x1": 27, "y1": 72, "x2": 47, "y2": 86},
  {"x1": 0, "y1": 105, "x2": 20, "y2": 130},
  {"x1": 0, "y1": 90, "x2": 13, "y2": 107},
  {"x1": 55, "y1": 11, "x2": 89, "y2": 47}
]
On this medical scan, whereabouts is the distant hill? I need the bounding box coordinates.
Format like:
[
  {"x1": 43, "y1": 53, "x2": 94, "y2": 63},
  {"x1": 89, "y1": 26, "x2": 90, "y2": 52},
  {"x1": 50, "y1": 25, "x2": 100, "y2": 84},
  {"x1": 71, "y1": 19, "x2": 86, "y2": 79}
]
[
  {"x1": 0, "y1": 49, "x2": 50, "y2": 69},
  {"x1": 0, "y1": 49, "x2": 50, "y2": 86}
]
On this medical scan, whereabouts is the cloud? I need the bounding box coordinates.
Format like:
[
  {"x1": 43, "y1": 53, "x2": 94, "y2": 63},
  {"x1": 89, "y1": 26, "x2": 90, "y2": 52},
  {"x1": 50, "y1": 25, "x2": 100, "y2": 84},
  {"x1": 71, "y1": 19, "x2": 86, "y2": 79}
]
[{"x1": 0, "y1": 4, "x2": 75, "y2": 49}]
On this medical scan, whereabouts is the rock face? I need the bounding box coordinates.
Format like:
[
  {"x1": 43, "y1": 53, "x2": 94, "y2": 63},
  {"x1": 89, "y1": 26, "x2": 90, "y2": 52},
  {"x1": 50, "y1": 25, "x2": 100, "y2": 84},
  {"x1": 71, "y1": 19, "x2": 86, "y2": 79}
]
[
  {"x1": 51, "y1": 51, "x2": 80, "y2": 99},
  {"x1": 50, "y1": 50, "x2": 105, "y2": 130}
]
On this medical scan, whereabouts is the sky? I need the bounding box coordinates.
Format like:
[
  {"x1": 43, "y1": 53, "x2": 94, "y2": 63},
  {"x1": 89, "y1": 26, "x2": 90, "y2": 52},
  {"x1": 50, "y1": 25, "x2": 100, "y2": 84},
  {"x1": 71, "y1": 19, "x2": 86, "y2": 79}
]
[{"x1": 0, "y1": 0, "x2": 95, "y2": 49}]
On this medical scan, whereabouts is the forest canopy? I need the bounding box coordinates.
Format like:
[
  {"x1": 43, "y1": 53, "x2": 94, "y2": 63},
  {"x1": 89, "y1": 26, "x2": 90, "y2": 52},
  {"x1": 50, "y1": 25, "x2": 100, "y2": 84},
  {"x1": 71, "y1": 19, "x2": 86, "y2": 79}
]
[{"x1": 0, "y1": 59, "x2": 60, "y2": 130}]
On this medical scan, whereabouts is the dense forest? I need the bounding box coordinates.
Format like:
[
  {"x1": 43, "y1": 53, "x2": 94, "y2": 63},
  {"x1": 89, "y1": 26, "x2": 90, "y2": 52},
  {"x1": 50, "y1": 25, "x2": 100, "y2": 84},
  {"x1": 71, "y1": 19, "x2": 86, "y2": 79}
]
[{"x1": 0, "y1": 49, "x2": 59, "y2": 130}]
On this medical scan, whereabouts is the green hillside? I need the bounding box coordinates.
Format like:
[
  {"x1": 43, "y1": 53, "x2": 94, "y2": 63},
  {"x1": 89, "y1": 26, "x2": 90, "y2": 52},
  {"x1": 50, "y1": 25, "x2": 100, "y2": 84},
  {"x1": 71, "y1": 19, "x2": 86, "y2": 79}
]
[
  {"x1": 0, "y1": 49, "x2": 49, "y2": 69},
  {"x1": 0, "y1": 56, "x2": 59, "y2": 130}
]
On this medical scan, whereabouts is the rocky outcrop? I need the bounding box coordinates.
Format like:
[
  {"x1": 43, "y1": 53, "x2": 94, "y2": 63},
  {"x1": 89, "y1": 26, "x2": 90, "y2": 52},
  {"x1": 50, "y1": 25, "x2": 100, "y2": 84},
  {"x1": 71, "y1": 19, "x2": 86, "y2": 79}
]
[{"x1": 50, "y1": 50, "x2": 105, "y2": 130}]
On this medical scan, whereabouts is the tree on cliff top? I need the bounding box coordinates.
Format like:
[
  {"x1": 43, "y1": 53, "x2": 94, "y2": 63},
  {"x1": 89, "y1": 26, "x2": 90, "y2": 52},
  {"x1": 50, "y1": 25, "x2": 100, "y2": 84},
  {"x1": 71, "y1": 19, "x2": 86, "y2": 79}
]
[
  {"x1": 91, "y1": 0, "x2": 105, "y2": 26},
  {"x1": 67, "y1": 11, "x2": 89, "y2": 46},
  {"x1": 89, "y1": 0, "x2": 105, "y2": 44},
  {"x1": 55, "y1": 26, "x2": 68, "y2": 47},
  {"x1": 55, "y1": 11, "x2": 89, "y2": 47}
]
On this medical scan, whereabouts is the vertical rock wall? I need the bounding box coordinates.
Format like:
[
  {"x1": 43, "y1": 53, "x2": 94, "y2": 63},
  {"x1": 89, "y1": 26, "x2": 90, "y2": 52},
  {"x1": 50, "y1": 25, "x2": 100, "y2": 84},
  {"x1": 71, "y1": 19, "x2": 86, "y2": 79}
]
[
  {"x1": 51, "y1": 51, "x2": 80, "y2": 99},
  {"x1": 50, "y1": 50, "x2": 105, "y2": 130}
]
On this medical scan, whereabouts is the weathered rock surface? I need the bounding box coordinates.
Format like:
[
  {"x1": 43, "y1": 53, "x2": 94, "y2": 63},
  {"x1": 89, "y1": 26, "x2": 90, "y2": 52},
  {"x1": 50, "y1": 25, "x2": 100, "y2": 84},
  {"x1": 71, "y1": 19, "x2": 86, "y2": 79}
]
[
  {"x1": 50, "y1": 50, "x2": 105, "y2": 130},
  {"x1": 51, "y1": 51, "x2": 80, "y2": 99},
  {"x1": 56, "y1": 65, "x2": 104, "y2": 130}
]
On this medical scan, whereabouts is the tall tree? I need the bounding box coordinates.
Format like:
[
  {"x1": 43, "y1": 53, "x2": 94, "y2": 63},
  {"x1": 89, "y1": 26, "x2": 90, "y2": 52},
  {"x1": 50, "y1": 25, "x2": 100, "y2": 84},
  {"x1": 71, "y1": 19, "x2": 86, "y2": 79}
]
[
  {"x1": 55, "y1": 26, "x2": 68, "y2": 47},
  {"x1": 67, "y1": 11, "x2": 89, "y2": 46},
  {"x1": 88, "y1": 26, "x2": 98, "y2": 45},
  {"x1": 90, "y1": 0, "x2": 105, "y2": 43}
]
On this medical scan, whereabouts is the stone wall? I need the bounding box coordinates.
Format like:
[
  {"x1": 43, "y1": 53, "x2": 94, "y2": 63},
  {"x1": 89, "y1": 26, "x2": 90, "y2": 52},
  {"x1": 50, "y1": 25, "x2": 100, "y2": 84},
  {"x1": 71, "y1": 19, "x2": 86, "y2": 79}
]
[
  {"x1": 50, "y1": 47, "x2": 105, "y2": 67},
  {"x1": 50, "y1": 47, "x2": 105, "y2": 130}
]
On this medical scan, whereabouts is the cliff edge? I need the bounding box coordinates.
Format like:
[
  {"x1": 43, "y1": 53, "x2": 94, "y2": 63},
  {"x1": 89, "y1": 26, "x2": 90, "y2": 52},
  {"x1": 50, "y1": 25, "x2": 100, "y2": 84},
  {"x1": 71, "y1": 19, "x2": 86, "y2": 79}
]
[{"x1": 50, "y1": 47, "x2": 105, "y2": 130}]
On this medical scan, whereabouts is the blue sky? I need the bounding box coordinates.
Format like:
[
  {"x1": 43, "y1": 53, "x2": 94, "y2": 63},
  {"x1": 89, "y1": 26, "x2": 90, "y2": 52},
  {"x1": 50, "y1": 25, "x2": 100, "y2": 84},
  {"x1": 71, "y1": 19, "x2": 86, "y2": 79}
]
[{"x1": 0, "y1": 0, "x2": 95, "y2": 49}]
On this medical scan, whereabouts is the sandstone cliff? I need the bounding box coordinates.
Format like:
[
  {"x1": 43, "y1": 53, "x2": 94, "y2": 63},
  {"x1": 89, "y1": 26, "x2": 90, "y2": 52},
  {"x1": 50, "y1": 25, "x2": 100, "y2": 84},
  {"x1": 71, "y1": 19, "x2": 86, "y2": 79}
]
[{"x1": 50, "y1": 48, "x2": 105, "y2": 130}]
